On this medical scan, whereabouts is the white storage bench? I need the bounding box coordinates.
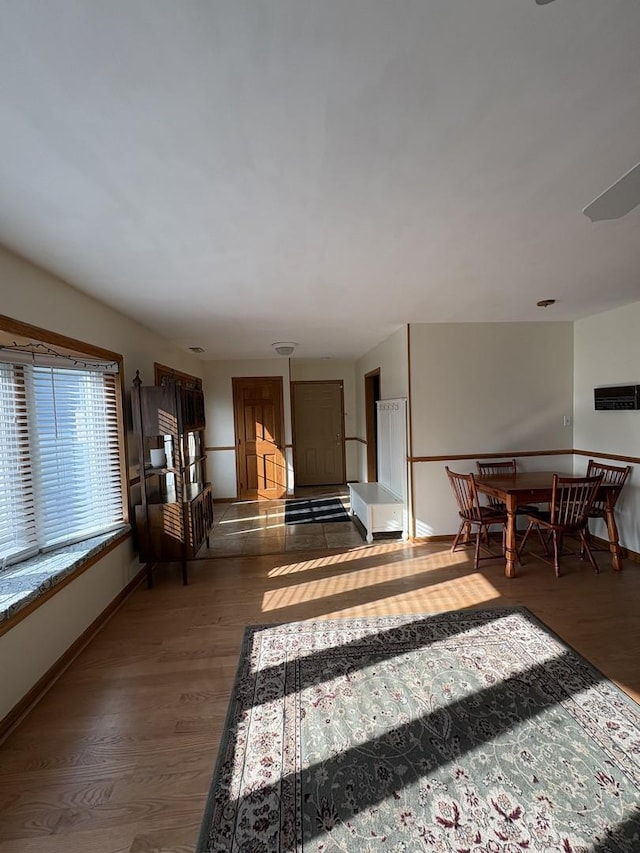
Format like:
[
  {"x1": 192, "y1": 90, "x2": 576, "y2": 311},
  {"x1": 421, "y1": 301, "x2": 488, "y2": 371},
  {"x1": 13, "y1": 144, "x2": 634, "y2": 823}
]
[{"x1": 349, "y1": 482, "x2": 407, "y2": 544}]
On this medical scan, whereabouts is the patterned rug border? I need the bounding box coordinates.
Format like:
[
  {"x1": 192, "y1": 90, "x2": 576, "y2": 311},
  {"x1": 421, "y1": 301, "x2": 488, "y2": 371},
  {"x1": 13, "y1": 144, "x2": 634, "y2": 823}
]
[{"x1": 196, "y1": 606, "x2": 640, "y2": 852}]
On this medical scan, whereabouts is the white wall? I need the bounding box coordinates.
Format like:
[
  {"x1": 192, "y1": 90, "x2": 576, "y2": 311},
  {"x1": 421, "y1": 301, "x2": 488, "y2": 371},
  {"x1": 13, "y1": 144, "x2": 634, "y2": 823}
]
[
  {"x1": 410, "y1": 323, "x2": 574, "y2": 456},
  {"x1": 357, "y1": 325, "x2": 409, "y2": 403},
  {"x1": 354, "y1": 326, "x2": 409, "y2": 480},
  {"x1": 0, "y1": 247, "x2": 201, "y2": 392},
  {"x1": 409, "y1": 322, "x2": 574, "y2": 537},
  {"x1": 0, "y1": 245, "x2": 203, "y2": 722},
  {"x1": 574, "y1": 302, "x2": 640, "y2": 553}
]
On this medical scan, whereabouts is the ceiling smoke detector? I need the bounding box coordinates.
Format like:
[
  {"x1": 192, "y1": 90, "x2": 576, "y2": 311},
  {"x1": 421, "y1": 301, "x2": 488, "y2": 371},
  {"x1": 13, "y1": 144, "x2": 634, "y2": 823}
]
[{"x1": 272, "y1": 342, "x2": 298, "y2": 356}]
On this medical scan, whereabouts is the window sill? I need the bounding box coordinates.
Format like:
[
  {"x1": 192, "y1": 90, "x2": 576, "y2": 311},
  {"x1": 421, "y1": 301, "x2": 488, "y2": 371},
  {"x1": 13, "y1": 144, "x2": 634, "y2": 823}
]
[{"x1": 0, "y1": 526, "x2": 132, "y2": 635}]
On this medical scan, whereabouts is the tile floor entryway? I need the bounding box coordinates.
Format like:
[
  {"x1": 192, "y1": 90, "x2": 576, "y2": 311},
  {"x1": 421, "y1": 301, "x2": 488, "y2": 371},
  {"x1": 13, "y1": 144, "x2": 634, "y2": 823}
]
[{"x1": 197, "y1": 486, "x2": 382, "y2": 557}]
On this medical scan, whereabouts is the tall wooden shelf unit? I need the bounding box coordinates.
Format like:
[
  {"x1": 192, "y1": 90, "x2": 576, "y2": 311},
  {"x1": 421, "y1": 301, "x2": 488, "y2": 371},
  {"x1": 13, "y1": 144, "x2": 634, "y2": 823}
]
[{"x1": 132, "y1": 370, "x2": 213, "y2": 586}]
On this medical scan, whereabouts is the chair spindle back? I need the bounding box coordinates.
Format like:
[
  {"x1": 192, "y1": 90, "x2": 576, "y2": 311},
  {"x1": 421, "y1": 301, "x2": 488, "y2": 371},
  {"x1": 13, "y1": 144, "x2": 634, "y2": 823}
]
[
  {"x1": 446, "y1": 467, "x2": 480, "y2": 516},
  {"x1": 586, "y1": 460, "x2": 631, "y2": 517},
  {"x1": 476, "y1": 459, "x2": 516, "y2": 509},
  {"x1": 549, "y1": 474, "x2": 602, "y2": 528},
  {"x1": 476, "y1": 459, "x2": 517, "y2": 478}
]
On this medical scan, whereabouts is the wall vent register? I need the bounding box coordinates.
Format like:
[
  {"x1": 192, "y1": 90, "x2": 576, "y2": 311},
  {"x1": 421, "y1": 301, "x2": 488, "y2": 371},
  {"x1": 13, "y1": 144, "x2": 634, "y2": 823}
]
[{"x1": 594, "y1": 385, "x2": 640, "y2": 410}]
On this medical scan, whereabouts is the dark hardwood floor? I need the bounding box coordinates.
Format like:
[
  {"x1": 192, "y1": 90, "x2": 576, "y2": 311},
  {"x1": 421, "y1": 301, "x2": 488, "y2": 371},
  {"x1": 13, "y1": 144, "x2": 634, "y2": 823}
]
[{"x1": 0, "y1": 533, "x2": 638, "y2": 852}]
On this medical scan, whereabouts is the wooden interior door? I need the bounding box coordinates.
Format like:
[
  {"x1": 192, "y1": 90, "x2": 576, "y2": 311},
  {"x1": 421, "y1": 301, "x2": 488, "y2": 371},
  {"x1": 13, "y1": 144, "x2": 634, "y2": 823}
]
[
  {"x1": 233, "y1": 377, "x2": 286, "y2": 500},
  {"x1": 292, "y1": 381, "x2": 345, "y2": 486}
]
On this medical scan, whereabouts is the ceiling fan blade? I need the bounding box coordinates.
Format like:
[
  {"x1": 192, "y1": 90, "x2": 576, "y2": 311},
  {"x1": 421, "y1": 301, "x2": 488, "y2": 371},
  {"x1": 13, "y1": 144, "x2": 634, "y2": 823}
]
[{"x1": 583, "y1": 162, "x2": 640, "y2": 222}]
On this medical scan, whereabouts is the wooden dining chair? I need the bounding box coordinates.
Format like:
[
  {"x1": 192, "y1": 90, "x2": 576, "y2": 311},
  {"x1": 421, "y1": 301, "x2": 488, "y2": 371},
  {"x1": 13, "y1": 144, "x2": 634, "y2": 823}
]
[
  {"x1": 585, "y1": 460, "x2": 631, "y2": 547},
  {"x1": 446, "y1": 467, "x2": 508, "y2": 570},
  {"x1": 475, "y1": 458, "x2": 540, "y2": 515},
  {"x1": 475, "y1": 460, "x2": 546, "y2": 551},
  {"x1": 519, "y1": 474, "x2": 602, "y2": 577}
]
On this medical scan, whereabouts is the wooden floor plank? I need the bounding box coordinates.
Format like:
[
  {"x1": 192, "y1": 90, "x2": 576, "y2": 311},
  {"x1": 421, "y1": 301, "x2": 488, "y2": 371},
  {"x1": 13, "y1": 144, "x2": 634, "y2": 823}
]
[{"x1": 1, "y1": 538, "x2": 639, "y2": 852}]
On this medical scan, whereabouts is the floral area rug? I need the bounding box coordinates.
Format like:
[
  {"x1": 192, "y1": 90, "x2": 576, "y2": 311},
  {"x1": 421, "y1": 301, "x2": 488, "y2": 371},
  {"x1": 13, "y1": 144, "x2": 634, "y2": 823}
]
[{"x1": 196, "y1": 608, "x2": 640, "y2": 852}]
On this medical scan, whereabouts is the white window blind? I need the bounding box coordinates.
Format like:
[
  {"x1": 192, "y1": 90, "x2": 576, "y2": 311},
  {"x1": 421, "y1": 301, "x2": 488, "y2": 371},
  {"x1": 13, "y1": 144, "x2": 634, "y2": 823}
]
[
  {"x1": 0, "y1": 364, "x2": 37, "y2": 564},
  {"x1": 0, "y1": 362, "x2": 123, "y2": 566}
]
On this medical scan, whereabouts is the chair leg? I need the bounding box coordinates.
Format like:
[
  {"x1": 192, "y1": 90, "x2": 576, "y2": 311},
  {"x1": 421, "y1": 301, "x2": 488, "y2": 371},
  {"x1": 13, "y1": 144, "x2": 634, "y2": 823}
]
[
  {"x1": 474, "y1": 525, "x2": 482, "y2": 571},
  {"x1": 464, "y1": 521, "x2": 472, "y2": 543},
  {"x1": 579, "y1": 530, "x2": 599, "y2": 573},
  {"x1": 451, "y1": 521, "x2": 465, "y2": 552},
  {"x1": 580, "y1": 525, "x2": 593, "y2": 559},
  {"x1": 552, "y1": 531, "x2": 560, "y2": 577},
  {"x1": 519, "y1": 521, "x2": 534, "y2": 558},
  {"x1": 536, "y1": 526, "x2": 549, "y2": 553}
]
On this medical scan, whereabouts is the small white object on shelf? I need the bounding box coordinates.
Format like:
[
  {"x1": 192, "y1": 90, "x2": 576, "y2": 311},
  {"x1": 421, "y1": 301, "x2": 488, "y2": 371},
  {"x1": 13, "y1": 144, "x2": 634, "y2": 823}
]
[{"x1": 150, "y1": 448, "x2": 166, "y2": 468}]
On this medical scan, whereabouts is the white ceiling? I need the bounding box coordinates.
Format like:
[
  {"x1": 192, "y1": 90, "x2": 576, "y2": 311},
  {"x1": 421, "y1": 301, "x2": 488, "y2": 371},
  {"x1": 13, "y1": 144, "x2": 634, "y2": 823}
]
[{"x1": 0, "y1": 1, "x2": 639, "y2": 360}]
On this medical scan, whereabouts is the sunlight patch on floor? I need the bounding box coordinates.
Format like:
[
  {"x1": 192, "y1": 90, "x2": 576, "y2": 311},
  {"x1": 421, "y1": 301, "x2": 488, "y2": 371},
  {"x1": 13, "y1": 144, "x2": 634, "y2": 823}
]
[
  {"x1": 218, "y1": 523, "x2": 286, "y2": 536},
  {"x1": 261, "y1": 558, "x2": 498, "y2": 613},
  {"x1": 313, "y1": 577, "x2": 502, "y2": 621},
  {"x1": 267, "y1": 542, "x2": 466, "y2": 577},
  {"x1": 413, "y1": 573, "x2": 503, "y2": 611},
  {"x1": 219, "y1": 512, "x2": 282, "y2": 524}
]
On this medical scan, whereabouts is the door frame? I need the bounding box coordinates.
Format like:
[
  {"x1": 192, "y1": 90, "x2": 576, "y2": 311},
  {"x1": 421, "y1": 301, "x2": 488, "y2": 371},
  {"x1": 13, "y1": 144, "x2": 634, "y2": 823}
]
[
  {"x1": 291, "y1": 379, "x2": 346, "y2": 487},
  {"x1": 232, "y1": 376, "x2": 286, "y2": 500}
]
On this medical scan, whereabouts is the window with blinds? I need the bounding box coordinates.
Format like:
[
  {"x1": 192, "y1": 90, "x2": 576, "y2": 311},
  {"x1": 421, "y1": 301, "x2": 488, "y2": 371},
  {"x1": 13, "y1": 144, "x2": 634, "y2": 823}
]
[{"x1": 0, "y1": 361, "x2": 124, "y2": 567}]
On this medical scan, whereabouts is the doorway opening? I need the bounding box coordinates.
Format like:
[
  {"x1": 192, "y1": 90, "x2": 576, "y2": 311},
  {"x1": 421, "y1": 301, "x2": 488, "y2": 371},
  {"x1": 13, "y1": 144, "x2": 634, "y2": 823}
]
[{"x1": 364, "y1": 368, "x2": 381, "y2": 482}]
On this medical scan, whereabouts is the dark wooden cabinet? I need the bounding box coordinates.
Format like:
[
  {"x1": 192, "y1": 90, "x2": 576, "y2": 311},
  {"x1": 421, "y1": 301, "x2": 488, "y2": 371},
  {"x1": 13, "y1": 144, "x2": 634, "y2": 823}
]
[{"x1": 131, "y1": 371, "x2": 213, "y2": 586}]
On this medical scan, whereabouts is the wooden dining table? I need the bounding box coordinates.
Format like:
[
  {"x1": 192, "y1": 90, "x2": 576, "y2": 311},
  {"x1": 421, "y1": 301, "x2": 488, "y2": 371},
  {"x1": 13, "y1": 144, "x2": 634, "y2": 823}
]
[{"x1": 473, "y1": 470, "x2": 624, "y2": 578}]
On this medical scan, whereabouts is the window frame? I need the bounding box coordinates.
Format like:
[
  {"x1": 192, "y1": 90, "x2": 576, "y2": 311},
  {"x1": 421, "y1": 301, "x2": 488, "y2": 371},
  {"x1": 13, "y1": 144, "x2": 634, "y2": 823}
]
[{"x1": 0, "y1": 314, "x2": 130, "y2": 554}]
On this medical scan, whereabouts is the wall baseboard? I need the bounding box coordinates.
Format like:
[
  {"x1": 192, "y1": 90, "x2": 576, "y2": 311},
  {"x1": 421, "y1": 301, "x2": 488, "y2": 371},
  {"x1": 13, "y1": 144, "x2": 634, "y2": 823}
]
[
  {"x1": 0, "y1": 567, "x2": 146, "y2": 744},
  {"x1": 592, "y1": 536, "x2": 640, "y2": 564},
  {"x1": 412, "y1": 534, "x2": 455, "y2": 543}
]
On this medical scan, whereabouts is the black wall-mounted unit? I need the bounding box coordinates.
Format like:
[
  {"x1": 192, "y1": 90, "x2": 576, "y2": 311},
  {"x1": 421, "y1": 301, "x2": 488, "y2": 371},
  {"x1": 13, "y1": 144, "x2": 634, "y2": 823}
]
[{"x1": 594, "y1": 385, "x2": 640, "y2": 411}]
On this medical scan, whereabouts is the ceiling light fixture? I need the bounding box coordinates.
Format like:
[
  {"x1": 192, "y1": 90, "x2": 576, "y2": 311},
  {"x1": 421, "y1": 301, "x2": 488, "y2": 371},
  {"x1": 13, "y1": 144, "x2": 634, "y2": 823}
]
[
  {"x1": 536, "y1": 299, "x2": 556, "y2": 308},
  {"x1": 188, "y1": 346, "x2": 205, "y2": 353},
  {"x1": 272, "y1": 341, "x2": 298, "y2": 356}
]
